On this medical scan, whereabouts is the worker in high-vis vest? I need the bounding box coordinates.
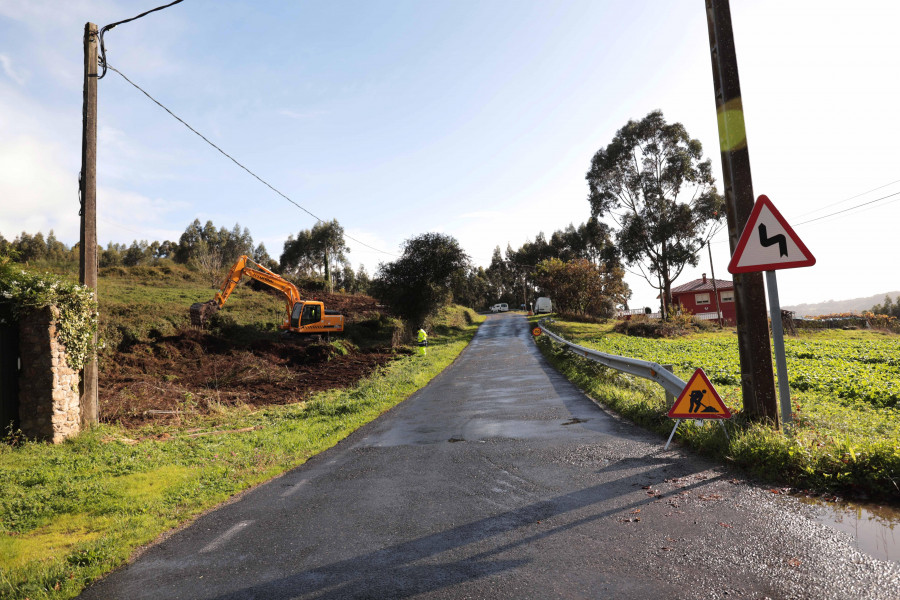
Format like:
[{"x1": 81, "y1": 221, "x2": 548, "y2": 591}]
[{"x1": 417, "y1": 327, "x2": 428, "y2": 356}]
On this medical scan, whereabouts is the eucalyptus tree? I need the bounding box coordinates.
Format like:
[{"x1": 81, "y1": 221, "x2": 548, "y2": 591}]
[
  {"x1": 280, "y1": 219, "x2": 349, "y2": 291},
  {"x1": 586, "y1": 110, "x2": 724, "y2": 318}
]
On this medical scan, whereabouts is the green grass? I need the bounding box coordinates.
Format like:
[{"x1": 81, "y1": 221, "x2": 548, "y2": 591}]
[
  {"x1": 533, "y1": 316, "x2": 900, "y2": 502},
  {"x1": 97, "y1": 264, "x2": 290, "y2": 351},
  {"x1": 0, "y1": 306, "x2": 483, "y2": 600}
]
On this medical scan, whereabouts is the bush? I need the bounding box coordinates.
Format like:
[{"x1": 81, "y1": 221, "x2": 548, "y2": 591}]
[
  {"x1": 0, "y1": 257, "x2": 99, "y2": 370},
  {"x1": 613, "y1": 315, "x2": 713, "y2": 338}
]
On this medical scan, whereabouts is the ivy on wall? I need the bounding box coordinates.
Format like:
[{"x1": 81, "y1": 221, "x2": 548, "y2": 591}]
[{"x1": 0, "y1": 258, "x2": 99, "y2": 371}]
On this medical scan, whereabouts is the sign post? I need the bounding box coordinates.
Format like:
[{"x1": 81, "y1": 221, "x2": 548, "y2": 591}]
[
  {"x1": 728, "y1": 195, "x2": 816, "y2": 428},
  {"x1": 764, "y1": 271, "x2": 792, "y2": 427}
]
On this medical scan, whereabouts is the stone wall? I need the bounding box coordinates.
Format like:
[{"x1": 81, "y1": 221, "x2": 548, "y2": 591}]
[{"x1": 18, "y1": 306, "x2": 81, "y2": 443}]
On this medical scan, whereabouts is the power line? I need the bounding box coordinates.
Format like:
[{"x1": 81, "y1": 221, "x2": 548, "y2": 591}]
[
  {"x1": 98, "y1": 0, "x2": 185, "y2": 79},
  {"x1": 794, "y1": 189, "x2": 900, "y2": 226},
  {"x1": 104, "y1": 63, "x2": 397, "y2": 258},
  {"x1": 794, "y1": 177, "x2": 900, "y2": 219}
]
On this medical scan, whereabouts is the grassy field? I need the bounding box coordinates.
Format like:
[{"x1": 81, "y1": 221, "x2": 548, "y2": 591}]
[
  {"x1": 0, "y1": 262, "x2": 485, "y2": 600},
  {"x1": 533, "y1": 317, "x2": 900, "y2": 502}
]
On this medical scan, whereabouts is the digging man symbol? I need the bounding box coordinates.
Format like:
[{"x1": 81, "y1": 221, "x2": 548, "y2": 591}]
[{"x1": 689, "y1": 389, "x2": 707, "y2": 414}]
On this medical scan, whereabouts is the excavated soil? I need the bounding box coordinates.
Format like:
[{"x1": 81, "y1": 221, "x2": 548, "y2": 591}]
[
  {"x1": 99, "y1": 330, "x2": 397, "y2": 427},
  {"x1": 100, "y1": 293, "x2": 397, "y2": 428}
]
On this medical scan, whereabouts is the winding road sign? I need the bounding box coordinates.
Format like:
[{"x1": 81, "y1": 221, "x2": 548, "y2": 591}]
[{"x1": 728, "y1": 195, "x2": 815, "y2": 274}]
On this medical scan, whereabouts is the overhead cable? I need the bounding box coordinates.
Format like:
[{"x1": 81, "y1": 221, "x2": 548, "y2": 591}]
[
  {"x1": 794, "y1": 177, "x2": 900, "y2": 219},
  {"x1": 105, "y1": 63, "x2": 396, "y2": 257},
  {"x1": 98, "y1": 0, "x2": 185, "y2": 79},
  {"x1": 794, "y1": 190, "x2": 900, "y2": 226}
]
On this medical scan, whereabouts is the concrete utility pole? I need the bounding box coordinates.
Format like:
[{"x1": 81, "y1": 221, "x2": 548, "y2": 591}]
[
  {"x1": 79, "y1": 22, "x2": 99, "y2": 426},
  {"x1": 705, "y1": 0, "x2": 778, "y2": 422}
]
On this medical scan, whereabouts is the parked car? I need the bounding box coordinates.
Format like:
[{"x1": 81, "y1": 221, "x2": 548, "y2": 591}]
[
  {"x1": 490, "y1": 303, "x2": 509, "y2": 313},
  {"x1": 534, "y1": 297, "x2": 552, "y2": 314},
  {"x1": 491, "y1": 304, "x2": 502, "y2": 313}
]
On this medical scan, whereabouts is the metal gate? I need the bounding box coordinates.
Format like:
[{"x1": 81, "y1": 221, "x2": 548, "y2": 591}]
[{"x1": 0, "y1": 318, "x2": 19, "y2": 431}]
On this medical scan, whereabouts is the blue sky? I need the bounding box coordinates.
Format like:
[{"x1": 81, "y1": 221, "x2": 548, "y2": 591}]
[{"x1": 2, "y1": 0, "x2": 899, "y2": 309}]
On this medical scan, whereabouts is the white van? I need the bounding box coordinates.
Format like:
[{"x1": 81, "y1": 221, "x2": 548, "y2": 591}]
[
  {"x1": 490, "y1": 303, "x2": 509, "y2": 313},
  {"x1": 535, "y1": 297, "x2": 552, "y2": 314}
]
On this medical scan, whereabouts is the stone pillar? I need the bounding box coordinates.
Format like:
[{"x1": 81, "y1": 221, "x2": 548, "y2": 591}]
[{"x1": 18, "y1": 306, "x2": 82, "y2": 443}]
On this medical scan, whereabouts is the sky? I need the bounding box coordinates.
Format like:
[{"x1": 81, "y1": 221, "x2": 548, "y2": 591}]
[{"x1": 1, "y1": 0, "x2": 899, "y2": 310}]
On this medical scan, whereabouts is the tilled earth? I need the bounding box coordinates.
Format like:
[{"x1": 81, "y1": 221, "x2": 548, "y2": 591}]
[{"x1": 100, "y1": 294, "x2": 397, "y2": 427}]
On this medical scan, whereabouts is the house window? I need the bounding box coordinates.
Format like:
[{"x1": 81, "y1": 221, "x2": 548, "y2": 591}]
[
  {"x1": 695, "y1": 293, "x2": 710, "y2": 305},
  {"x1": 721, "y1": 291, "x2": 735, "y2": 303}
]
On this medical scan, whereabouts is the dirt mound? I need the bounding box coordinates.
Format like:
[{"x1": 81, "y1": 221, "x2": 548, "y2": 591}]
[
  {"x1": 100, "y1": 328, "x2": 395, "y2": 427},
  {"x1": 299, "y1": 292, "x2": 385, "y2": 322}
]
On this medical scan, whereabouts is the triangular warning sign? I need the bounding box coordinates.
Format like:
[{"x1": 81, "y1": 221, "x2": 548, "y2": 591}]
[
  {"x1": 668, "y1": 368, "x2": 731, "y2": 419},
  {"x1": 728, "y1": 195, "x2": 816, "y2": 274}
]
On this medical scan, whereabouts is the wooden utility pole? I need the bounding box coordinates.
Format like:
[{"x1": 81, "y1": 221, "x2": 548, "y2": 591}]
[
  {"x1": 79, "y1": 22, "x2": 99, "y2": 427},
  {"x1": 705, "y1": 0, "x2": 778, "y2": 422}
]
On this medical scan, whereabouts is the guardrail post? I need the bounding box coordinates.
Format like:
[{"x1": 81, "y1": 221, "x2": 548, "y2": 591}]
[{"x1": 663, "y1": 364, "x2": 675, "y2": 409}]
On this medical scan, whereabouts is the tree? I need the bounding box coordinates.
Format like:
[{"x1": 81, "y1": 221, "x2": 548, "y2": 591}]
[
  {"x1": 156, "y1": 240, "x2": 176, "y2": 260},
  {"x1": 220, "y1": 224, "x2": 254, "y2": 265},
  {"x1": 872, "y1": 295, "x2": 900, "y2": 318},
  {"x1": 100, "y1": 242, "x2": 124, "y2": 267},
  {"x1": 175, "y1": 219, "x2": 204, "y2": 264},
  {"x1": 194, "y1": 241, "x2": 224, "y2": 287},
  {"x1": 485, "y1": 246, "x2": 514, "y2": 303},
  {"x1": 334, "y1": 265, "x2": 355, "y2": 293},
  {"x1": 45, "y1": 230, "x2": 69, "y2": 262},
  {"x1": 122, "y1": 240, "x2": 147, "y2": 267},
  {"x1": 280, "y1": 219, "x2": 349, "y2": 292},
  {"x1": 16, "y1": 232, "x2": 46, "y2": 263},
  {"x1": 370, "y1": 233, "x2": 470, "y2": 327},
  {"x1": 535, "y1": 258, "x2": 627, "y2": 317},
  {"x1": 355, "y1": 264, "x2": 370, "y2": 294},
  {"x1": 586, "y1": 110, "x2": 724, "y2": 319},
  {"x1": 252, "y1": 242, "x2": 278, "y2": 271}
]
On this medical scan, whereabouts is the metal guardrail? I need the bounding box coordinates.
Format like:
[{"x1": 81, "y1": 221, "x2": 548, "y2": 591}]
[{"x1": 537, "y1": 318, "x2": 687, "y2": 397}]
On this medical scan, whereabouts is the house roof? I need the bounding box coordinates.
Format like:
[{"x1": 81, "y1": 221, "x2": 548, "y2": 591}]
[{"x1": 670, "y1": 276, "x2": 734, "y2": 295}]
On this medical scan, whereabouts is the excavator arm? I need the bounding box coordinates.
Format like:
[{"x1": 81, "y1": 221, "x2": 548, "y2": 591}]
[
  {"x1": 213, "y1": 255, "x2": 302, "y2": 314},
  {"x1": 190, "y1": 255, "x2": 302, "y2": 328}
]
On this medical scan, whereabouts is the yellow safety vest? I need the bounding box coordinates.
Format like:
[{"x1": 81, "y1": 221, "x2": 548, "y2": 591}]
[{"x1": 417, "y1": 329, "x2": 427, "y2": 344}]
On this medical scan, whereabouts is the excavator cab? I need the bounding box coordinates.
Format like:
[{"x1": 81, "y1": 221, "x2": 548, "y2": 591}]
[{"x1": 290, "y1": 302, "x2": 322, "y2": 329}]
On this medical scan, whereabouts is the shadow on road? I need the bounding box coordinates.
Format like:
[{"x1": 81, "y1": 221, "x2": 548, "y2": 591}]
[{"x1": 208, "y1": 462, "x2": 721, "y2": 600}]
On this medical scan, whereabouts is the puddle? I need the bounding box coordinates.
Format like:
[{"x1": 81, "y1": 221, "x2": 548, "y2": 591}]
[
  {"x1": 798, "y1": 496, "x2": 900, "y2": 563},
  {"x1": 561, "y1": 418, "x2": 589, "y2": 426},
  {"x1": 447, "y1": 437, "x2": 465, "y2": 443}
]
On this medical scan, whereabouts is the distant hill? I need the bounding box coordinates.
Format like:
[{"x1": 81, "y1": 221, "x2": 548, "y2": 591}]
[{"x1": 784, "y1": 291, "x2": 900, "y2": 317}]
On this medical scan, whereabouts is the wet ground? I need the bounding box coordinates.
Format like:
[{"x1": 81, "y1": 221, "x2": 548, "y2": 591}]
[
  {"x1": 798, "y1": 496, "x2": 900, "y2": 563},
  {"x1": 81, "y1": 312, "x2": 900, "y2": 599}
]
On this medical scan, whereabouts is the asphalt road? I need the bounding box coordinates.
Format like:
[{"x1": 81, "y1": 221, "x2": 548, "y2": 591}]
[{"x1": 81, "y1": 312, "x2": 900, "y2": 600}]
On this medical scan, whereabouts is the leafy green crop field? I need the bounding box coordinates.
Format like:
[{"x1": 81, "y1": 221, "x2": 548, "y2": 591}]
[
  {"x1": 536, "y1": 320, "x2": 900, "y2": 501},
  {"x1": 583, "y1": 330, "x2": 900, "y2": 410}
]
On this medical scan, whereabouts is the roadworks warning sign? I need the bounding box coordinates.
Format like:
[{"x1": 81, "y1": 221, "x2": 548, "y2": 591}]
[{"x1": 668, "y1": 368, "x2": 731, "y2": 419}]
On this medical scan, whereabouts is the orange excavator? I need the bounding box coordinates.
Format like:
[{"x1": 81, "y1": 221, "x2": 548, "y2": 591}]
[{"x1": 190, "y1": 255, "x2": 344, "y2": 339}]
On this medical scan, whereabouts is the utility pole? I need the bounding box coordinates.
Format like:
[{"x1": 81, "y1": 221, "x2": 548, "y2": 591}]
[
  {"x1": 705, "y1": 0, "x2": 778, "y2": 422},
  {"x1": 79, "y1": 22, "x2": 99, "y2": 427}
]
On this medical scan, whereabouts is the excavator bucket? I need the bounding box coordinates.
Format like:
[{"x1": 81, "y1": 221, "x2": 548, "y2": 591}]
[{"x1": 190, "y1": 300, "x2": 219, "y2": 328}]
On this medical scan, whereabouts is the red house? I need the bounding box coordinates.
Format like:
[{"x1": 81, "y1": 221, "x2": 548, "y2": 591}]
[{"x1": 670, "y1": 274, "x2": 736, "y2": 325}]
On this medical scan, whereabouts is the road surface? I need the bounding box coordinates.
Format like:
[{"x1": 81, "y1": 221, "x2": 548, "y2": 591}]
[{"x1": 81, "y1": 312, "x2": 900, "y2": 599}]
